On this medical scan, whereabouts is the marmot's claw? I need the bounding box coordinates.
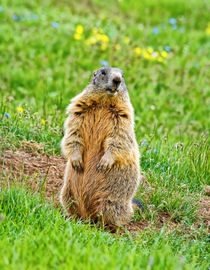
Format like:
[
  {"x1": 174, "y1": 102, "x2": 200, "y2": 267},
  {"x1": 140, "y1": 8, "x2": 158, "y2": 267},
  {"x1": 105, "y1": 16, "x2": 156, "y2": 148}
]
[
  {"x1": 96, "y1": 158, "x2": 112, "y2": 172},
  {"x1": 71, "y1": 159, "x2": 84, "y2": 172}
]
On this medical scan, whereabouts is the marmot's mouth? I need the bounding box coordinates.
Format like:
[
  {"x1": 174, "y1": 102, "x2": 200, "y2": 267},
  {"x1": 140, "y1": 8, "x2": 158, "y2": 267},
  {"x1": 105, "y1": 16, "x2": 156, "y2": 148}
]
[{"x1": 106, "y1": 87, "x2": 119, "y2": 94}]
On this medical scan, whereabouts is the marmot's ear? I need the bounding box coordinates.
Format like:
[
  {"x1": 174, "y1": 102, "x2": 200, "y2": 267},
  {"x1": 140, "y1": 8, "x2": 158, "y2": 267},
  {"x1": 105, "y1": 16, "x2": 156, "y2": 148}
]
[{"x1": 92, "y1": 70, "x2": 97, "y2": 85}]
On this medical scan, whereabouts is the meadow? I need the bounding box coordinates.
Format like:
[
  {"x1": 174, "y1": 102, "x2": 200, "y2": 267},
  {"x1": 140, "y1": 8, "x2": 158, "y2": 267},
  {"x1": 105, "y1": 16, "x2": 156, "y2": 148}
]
[{"x1": 0, "y1": 0, "x2": 209, "y2": 269}]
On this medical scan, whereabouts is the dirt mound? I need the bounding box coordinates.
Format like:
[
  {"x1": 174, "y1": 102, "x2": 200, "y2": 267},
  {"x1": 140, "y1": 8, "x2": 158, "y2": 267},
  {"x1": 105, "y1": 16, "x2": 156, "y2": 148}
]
[
  {"x1": 0, "y1": 146, "x2": 209, "y2": 234},
  {"x1": 198, "y1": 197, "x2": 210, "y2": 227},
  {"x1": 0, "y1": 148, "x2": 65, "y2": 203}
]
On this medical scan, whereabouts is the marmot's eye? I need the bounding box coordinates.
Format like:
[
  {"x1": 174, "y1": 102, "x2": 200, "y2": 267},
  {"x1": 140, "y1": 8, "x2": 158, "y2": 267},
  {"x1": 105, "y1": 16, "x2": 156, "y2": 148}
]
[{"x1": 101, "y1": 70, "x2": 106, "y2": 75}]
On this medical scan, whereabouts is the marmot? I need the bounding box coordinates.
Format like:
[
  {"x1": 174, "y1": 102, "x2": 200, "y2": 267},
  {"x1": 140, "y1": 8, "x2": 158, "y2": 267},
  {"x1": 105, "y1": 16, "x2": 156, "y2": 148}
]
[{"x1": 60, "y1": 67, "x2": 141, "y2": 226}]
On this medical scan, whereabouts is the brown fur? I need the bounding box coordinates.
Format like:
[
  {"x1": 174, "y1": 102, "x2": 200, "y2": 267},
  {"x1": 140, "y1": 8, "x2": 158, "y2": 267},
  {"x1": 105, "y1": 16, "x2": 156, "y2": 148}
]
[{"x1": 60, "y1": 67, "x2": 140, "y2": 226}]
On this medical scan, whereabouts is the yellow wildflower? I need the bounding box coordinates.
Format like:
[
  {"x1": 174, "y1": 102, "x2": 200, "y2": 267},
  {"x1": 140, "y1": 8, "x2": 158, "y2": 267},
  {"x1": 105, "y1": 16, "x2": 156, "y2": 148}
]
[
  {"x1": 147, "y1": 54, "x2": 155, "y2": 61},
  {"x1": 149, "y1": 56, "x2": 156, "y2": 61},
  {"x1": 114, "y1": 44, "x2": 121, "y2": 51},
  {"x1": 17, "y1": 106, "x2": 24, "y2": 113},
  {"x1": 76, "y1": 25, "x2": 84, "y2": 34},
  {"x1": 92, "y1": 27, "x2": 98, "y2": 34},
  {"x1": 99, "y1": 34, "x2": 109, "y2": 43},
  {"x1": 101, "y1": 43, "x2": 108, "y2": 51},
  {"x1": 89, "y1": 37, "x2": 97, "y2": 45},
  {"x1": 74, "y1": 33, "x2": 82, "y2": 40},
  {"x1": 205, "y1": 23, "x2": 210, "y2": 35},
  {"x1": 157, "y1": 57, "x2": 164, "y2": 63},
  {"x1": 123, "y1": 37, "x2": 130, "y2": 44},
  {"x1": 161, "y1": 51, "x2": 168, "y2": 58},
  {"x1": 41, "y1": 119, "x2": 46, "y2": 125},
  {"x1": 143, "y1": 51, "x2": 151, "y2": 59},
  {"x1": 147, "y1": 47, "x2": 153, "y2": 53},
  {"x1": 133, "y1": 47, "x2": 141, "y2": 55},
  {"x1": 96, "y1": 33, "x2": 102, "y2": 40}
]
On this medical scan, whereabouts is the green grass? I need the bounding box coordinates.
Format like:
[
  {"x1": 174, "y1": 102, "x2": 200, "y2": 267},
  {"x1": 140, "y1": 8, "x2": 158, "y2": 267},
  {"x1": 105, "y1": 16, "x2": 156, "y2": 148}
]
[
  {"x1": 0, "y1": 0, "x2": 209, "y2": 269},
  {"x1": 0, "y1": 186, "x2": 208, "y2": 270}
]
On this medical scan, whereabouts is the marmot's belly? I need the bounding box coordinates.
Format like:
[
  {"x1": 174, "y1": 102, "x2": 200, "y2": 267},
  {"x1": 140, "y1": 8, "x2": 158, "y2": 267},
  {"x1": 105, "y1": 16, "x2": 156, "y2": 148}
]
[
  {"x1": 75, "y1": 110, "x2": 139, "y2": 217},
  {"x1": 82, "y1": 112, "x2": 109, "y2": 188},
  {"x1": 82, "y1": 109, "x2": 112, "y2": 164},
  {"x1": 81, "y1": 109, "x2": 138, "y2": 181}
]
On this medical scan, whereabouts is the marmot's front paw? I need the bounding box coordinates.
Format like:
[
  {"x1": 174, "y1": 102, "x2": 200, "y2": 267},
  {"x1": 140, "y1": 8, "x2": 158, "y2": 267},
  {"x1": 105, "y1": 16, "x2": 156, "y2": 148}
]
[
  {"x1": 97, "y1": 154, "x2": 114, "y2": 172},
  {"x1": 71, "y1": 155, "x2": 84, "y2": 172}
]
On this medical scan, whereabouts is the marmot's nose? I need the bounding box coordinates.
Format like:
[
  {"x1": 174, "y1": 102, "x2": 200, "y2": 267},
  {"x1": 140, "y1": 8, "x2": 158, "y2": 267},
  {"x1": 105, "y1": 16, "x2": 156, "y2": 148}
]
[{"x1": 112, "y1": 77, "x2": 121, "y2": 87}]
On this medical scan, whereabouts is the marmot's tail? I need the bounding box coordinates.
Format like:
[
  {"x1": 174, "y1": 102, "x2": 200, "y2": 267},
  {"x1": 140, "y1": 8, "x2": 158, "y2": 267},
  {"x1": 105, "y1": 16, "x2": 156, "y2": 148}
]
[{"x1": 132, "y1": 199, "x2": 144, "y2": 211}]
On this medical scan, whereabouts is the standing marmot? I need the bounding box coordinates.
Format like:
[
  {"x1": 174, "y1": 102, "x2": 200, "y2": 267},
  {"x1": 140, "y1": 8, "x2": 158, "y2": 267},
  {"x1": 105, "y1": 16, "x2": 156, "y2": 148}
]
[{"x1": 60, "y1": 67, "x2": 141, "y2": 226}]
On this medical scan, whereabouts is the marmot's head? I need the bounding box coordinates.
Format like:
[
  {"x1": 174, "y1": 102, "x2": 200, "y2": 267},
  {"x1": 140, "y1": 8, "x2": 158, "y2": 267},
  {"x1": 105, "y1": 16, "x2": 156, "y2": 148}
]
[{"x1": 91, "y1": 67, "x2": 127, "y2": 95}]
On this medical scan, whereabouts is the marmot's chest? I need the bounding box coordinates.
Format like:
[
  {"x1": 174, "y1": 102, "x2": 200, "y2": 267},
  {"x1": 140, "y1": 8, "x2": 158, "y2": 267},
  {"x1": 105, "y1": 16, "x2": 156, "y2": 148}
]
[
  {"x1": 81, "y1": 106, "x2": 127, "y2": 146},
  {"x1": 82, "y1": 107, "x2": 117, "y2": 134}
]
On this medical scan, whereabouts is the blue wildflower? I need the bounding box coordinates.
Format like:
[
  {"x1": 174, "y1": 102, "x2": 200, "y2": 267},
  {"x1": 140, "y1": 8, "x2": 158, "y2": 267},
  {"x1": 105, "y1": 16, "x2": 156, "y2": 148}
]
[
  {"x1": 152, "y1": 52, "x2": 158, "y2": 58},
  {"x1": 172, "y1": 25, "x2": 178, "y2": 30},
  {"x1": 4, "y1": 113, "x2": 10, "y2": 119},
  {"x1": 141, "y1": 139, "x2": 147, "y2": 146},
  {"x1": 192, "y1": 63, "x2": 199, "y2": 68},
  {"x1": 51, "y1": 22, "x2": 59, "y2": 28},
  {"x1": 164, "y1": 46, "x2": 171, "y2": 52},
  {"x1": 0, "y1": 6, "x2": 4, "y2": 12},
  {"x1": 32, "y1": 14, "x2": 39, "y2": 20},
  {"x1": 12, "y1": 14, "x2": 19, "y2": 21},
  {"x1": 153, "y1": 27, "x2": 159, "y2": 35},
  {"x1": 153, "y1": 148, "x2": 159, "y2": 153},
  {"x1": 141, "y1": 141, "x2": 149, "y2": 147},
  {"x1": 169, "y1": 18, "x2": 176, "y2": 25},
  {"x1": 100, "y1": 60, "x2": 109, "y2": 67},
  {"x1": 179, "y1": 27, "x2": 185, "y2": 33}
]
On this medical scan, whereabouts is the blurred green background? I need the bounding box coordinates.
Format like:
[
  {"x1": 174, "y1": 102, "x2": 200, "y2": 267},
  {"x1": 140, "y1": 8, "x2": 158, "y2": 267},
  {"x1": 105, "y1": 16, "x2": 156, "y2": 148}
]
[
  {"x1": 0, "y1": 1, "x2": 209, "y2": 269},
  {"x1": 0, "y1": 0, "x2": 209, "y2": 186}
]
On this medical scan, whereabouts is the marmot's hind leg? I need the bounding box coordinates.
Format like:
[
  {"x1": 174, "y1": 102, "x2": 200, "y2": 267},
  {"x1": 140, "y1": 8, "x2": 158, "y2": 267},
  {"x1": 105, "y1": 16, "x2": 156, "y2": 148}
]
[
  {"x1": 60, "y1": 161, "x2": 78, "y2": 217},
  {"x1": 60, "y1": 184, "x2": 77, "y2": 217},
  {"x1": 101, "y1": 200, "x2": 134, "y2": 226}
]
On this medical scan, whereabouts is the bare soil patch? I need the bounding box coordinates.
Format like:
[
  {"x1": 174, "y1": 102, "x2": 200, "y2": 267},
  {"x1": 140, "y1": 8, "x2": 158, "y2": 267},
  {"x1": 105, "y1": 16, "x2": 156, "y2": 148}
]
[
  {"x1": 0, "y1": 148, "x2": 65, "y2": 203},
  {"x1": 198, "y1": 197, "x2": 210, "y2": 227},
  {"x1": 1, "y1": 146, "x2": 209, "y2": 234}
]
